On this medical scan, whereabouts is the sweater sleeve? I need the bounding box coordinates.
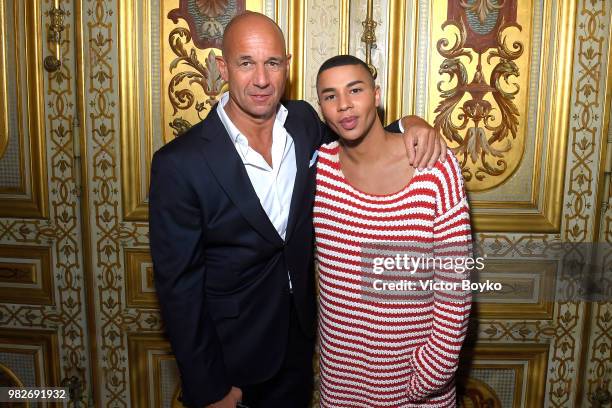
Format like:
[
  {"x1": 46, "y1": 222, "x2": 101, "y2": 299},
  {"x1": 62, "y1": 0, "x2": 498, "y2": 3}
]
[{"x1": 405, "y1": 152, "x2": 473, "y2": 402}]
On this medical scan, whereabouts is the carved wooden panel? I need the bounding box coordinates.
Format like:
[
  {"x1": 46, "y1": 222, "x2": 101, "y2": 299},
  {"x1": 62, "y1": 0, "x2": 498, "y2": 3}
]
[
  {"x1": 0, "y1": 245, "x2": 54, "y2": 305},
  {"x1": 0, "y1": 0, "x2": 48, "y2": 218},
  {"x1": 457, "y1": 344, "x2": 549, "y2": 407},
  {"x1": 0, "y1": 0, "x2": 91, "y2": 403},
  {"x1": 474, "y1": 259, "x2": 555, "y2": 320},
  {"x1": 0, "y1": 329, "x2": 61, "y2": 389},
  {"x1": 426, "y1": 0, "x2": 572, "y2": 232},
  {"x1": 127, "y1": 334, "x2": 182, "y2": 408},
  {"x1": 124, "y1": 248, "x2": 156, "y2": 309}
]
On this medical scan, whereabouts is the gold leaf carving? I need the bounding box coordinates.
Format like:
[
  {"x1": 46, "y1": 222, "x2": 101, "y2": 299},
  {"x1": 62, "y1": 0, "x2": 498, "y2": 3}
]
[
  {"x1": 433, "y1": 19, "x2": 523, "y2": 187},
  {"x1": 168, "y1": 27, "x2": 226, "y2": 135}
]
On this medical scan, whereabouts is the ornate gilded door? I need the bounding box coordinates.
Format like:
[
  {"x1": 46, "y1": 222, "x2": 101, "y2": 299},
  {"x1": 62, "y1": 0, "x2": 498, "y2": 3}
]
[{"x1": 0, "y1": 0, "x2": 92, "y2": 405}]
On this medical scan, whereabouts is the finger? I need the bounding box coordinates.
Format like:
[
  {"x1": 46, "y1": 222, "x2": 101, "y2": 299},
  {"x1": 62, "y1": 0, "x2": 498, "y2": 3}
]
[
  {"x1": 413, "y1": 132, "x2": 426, "y2": 168},
  {"x1": 418, "y1": 131, "x2": 435, "y2": 170},
  {"x1": 427, "y1": 131, "x2": 441, "y2": 169},
  {"x1": 439, "y1": 135, "x2": 447, "y2": 162},
  {"x1": 405, "y1": 133, "x2": 416, "y2": 165},
  {"x1": 424, "y1": 132, "x2": 436, "y2": 169}
]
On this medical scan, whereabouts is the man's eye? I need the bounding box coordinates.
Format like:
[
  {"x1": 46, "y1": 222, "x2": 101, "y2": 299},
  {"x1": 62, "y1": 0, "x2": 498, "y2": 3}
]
[
  {"x1": 267, "y1": 61, "x2": 281, "y2": 70},
  {"x1": 324, "y1": 95, "x2": 335, "y2": 101},
  {"x1": 350, "y1": 88, "x2": 363, "y2": 94},
  {"x1": 240, "y1": 61, "x2": 252, "y2": 67}
]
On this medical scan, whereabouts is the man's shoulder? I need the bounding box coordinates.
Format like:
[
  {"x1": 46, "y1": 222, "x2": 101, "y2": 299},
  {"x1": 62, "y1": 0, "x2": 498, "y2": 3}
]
[
  {"x1": 283, "y1": 99, "x2": 317, "y2": 119},
  {"x1": 283, "y1": 99, "x2": 310, "y2": 110},
  {"x1": 283, "y1": 99, "x2": 325, "y2": 137},
  {"x1": 155, "y1": 111, "x2": 223, "y2": 154},
  {"x1": 152, "y1": 114, "x2": 222, "y2": 170},
  {"x1": 155, "y1": 122, "x2": 201, "y2": 157}
]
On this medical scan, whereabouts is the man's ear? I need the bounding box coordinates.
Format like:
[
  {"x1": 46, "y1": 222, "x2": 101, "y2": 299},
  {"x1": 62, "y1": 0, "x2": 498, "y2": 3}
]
[
  {"x1": 374, "y1": 85, "x2": 381, "y2": 108},
  {"x1": 216, "y1": 56, "x2": 228, "y2": 81},
  {"x1": 285, "y1": 53, "x2": 292, "y2": 79}
]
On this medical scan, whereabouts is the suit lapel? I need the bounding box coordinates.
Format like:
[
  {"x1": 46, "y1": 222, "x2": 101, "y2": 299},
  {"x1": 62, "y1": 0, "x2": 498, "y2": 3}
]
[
  {"x1": 284, "y1": 111, "x2": 310, "y2": 241},
  {"x1": 199, "y1": 111, "x2": 283, "y2": 246}
]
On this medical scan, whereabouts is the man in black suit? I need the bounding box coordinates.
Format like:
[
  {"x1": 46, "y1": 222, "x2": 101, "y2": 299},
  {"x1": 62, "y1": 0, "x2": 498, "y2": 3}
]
[{"x1": 149, "y1": 12, "x2": 446, "y2": 408}]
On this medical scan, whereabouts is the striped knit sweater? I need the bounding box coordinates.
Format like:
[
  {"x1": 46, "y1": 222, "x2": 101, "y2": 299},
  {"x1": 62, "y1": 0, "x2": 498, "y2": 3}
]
[{"x1": 313, "y1": 142, "x2": 472, "y2": 407}]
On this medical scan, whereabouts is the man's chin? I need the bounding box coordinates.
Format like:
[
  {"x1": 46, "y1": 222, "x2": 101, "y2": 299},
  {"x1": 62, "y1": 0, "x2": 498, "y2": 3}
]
[{"x1": 249, "y1": 107, "x2": 277, "y2": 119}]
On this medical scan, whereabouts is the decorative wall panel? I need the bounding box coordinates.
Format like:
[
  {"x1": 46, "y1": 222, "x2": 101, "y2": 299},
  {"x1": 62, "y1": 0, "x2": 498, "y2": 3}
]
[
  {"x1": 127, "y1": 334, "x2": 180, "y2": 408},
  {"x1": 0, "y1": 329, "x2": 61, "y2": 388},
  {"x1": 562, "y1": 1, "x2": 611, "y2": 403},
  {"x1": 348, "y1": 0, "x2": 389, "y2": 115},
  {"x1": 0, "y1": 0, "x2": 91, "y2": 404},
  {"x1": 124, "y1": 248, "x2": 156, "y2": 309},
  {"x1": 301, "y1": 0, "x2": 415, "y2": 124},
  {"x1": 431, "y1": 1, "x2": 531, "y2": 193},
  {"x1": 420, "y1": 0, "x2": 574, "y2": 233},
  {"x1": 458, "y1": 344, "x2": 549, "y2": 407},
  {"x1": 474, "y1": 259, "x2": 555, "y2": 320},
  {"x1": 581, "y1": 2, "x2": 612, "y2": 400},
  {"x1": 467, "y1": 369, "x2": 518, "y2": 407},
  {"x1": 302, "y1": 0, "x2": 342, "y2": 107},
  {"x1": 399, "y1": 0, "x2": 609, "y2": 406},
  {"x1": 0, "y1": 245, "x2": 54, "y2": 305},
  {"x1": 0, "y1": 0, "x2": 48, "y2": 218}
]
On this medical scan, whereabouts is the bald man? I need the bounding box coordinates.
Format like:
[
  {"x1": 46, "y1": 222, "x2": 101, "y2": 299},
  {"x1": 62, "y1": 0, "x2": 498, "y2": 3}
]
[{"x1": 150, "y1": 12, "x2": 445, "y2": 408}]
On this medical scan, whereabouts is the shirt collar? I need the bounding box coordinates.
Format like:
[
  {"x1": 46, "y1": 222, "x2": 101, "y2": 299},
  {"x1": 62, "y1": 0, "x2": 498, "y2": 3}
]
[{"x1": 216, "y1": 92, "x2": 288, "y2": 144}]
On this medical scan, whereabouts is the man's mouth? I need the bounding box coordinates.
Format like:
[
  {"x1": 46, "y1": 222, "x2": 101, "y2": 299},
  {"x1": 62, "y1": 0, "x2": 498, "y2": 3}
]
[
  {"x1": 250, "y1": 94, "x2": 272, "y2": 103},
  {"x1": 339, "y1": 116, "x2": 358, "y2": 130}
]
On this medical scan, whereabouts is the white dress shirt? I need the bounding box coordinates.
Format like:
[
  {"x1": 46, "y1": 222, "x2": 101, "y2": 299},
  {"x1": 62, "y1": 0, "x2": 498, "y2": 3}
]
[{"x1": 216, "y1": 92, "x2": 297, "y2": 241}]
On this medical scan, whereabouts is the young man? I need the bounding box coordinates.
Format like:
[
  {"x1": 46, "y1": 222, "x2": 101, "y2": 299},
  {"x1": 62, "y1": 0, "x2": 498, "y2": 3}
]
[
  {"x1": 149, "y1": 13, "x2": 448, "y2": 408},
  {"x1": 313, "y1": 55, "x2": 473, "y2": 407}
]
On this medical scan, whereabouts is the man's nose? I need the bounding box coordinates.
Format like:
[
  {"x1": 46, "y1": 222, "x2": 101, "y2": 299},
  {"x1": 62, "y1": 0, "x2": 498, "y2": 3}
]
[
  {"x1": 337, "y1": 93, "x2": 352, "y2": 111},
  {"x1": 253, "y1": 64, "x2": 270, "y2": 88}
]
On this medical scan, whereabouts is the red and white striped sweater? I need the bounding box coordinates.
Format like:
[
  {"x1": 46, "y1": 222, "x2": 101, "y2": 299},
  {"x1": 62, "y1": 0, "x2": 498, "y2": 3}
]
[{"x1": 314, "y1": 142, "x2": 472, "y2": 407}]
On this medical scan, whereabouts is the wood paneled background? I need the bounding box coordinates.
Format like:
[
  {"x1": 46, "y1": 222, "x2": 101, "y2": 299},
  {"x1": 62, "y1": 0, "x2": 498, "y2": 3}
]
[{"x1": 0, "y1": 0, "x2": 611, "y2": 406}]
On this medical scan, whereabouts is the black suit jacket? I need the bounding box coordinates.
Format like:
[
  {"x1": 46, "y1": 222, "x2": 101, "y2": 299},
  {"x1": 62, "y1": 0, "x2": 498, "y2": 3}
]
[{"x1": 149, "y1": 100, "x2": 401, "y2": 407}]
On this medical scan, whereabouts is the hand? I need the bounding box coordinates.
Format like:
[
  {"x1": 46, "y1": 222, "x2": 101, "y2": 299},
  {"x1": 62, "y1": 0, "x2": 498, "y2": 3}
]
[
  {"x1": 400, "y1": 116, "x2": 447, "y2": 170},
  {"x1": 207, "y1": 387, "x2": 242, "y2": 408}
]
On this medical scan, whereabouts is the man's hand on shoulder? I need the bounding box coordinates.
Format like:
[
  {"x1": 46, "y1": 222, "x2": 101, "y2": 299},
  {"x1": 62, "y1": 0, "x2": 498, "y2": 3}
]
[
  {"x1": 207, "y1": 387, "x2": 242, "y2": 408},
  {"x1": 400, "y1": 115, "x2": 447, "y2": 170}
]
